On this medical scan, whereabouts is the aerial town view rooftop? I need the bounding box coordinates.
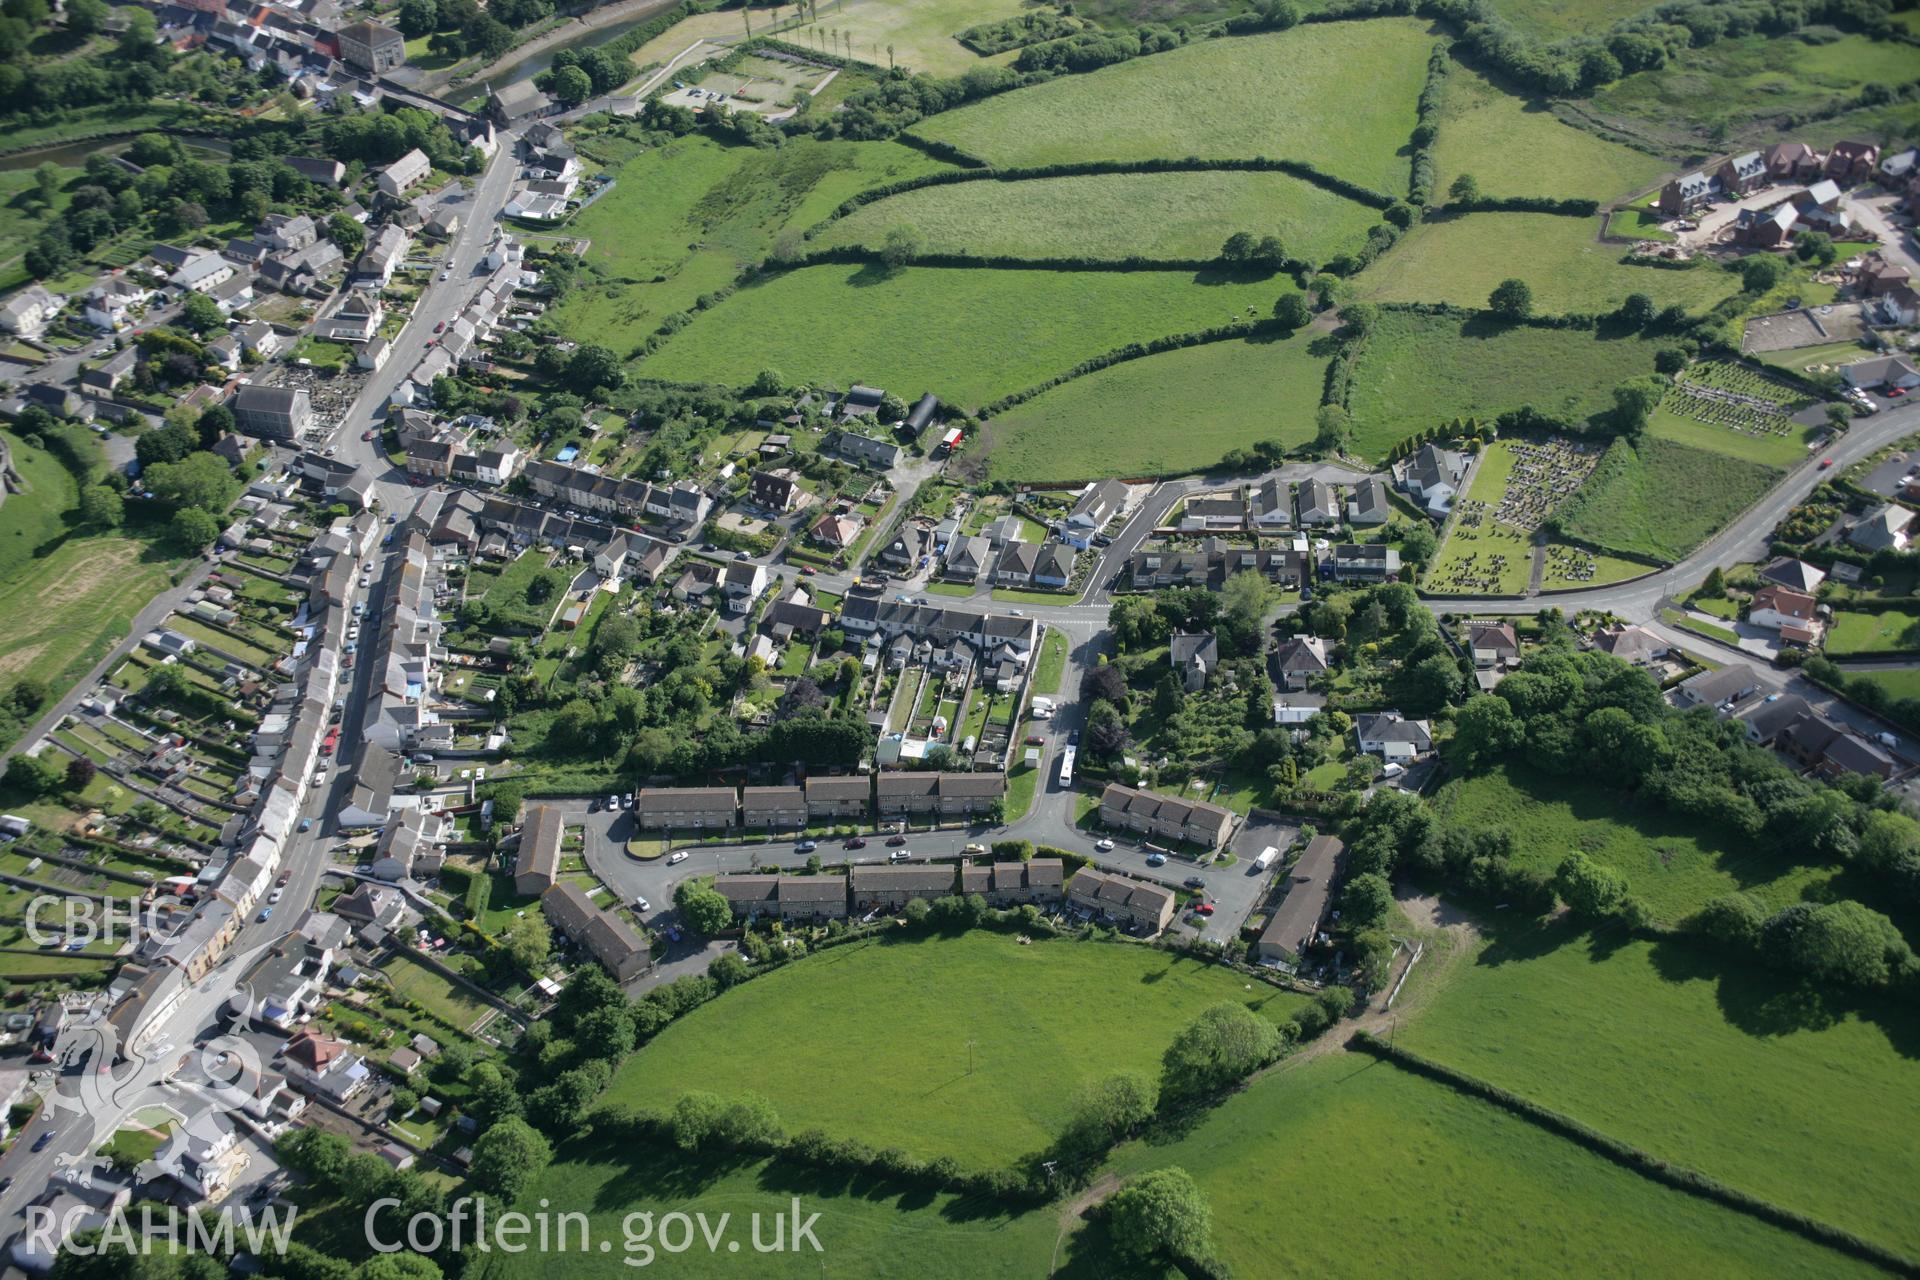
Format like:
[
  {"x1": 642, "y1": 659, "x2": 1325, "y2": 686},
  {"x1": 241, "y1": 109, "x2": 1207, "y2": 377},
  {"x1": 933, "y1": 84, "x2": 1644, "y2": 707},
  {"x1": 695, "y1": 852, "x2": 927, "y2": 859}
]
[{"x1": 0, "y1": 0, "x2": 1911, "y2": 1274}]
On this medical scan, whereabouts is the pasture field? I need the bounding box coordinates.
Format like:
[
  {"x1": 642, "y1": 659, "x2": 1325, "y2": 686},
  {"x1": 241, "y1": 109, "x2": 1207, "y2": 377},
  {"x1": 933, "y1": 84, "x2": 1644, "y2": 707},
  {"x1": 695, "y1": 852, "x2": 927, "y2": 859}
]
[
  {"x1": 1358, "y1": 212, "x2": 1743, "y2": 316},
  {"x1": 1555, "y1": 436, "x2": 1780, "y2": 563},
  {"x1": 548, "y1": 135, "x2": 950, "y2": 356},
  {"x1": 815, "y1": 169, "x2": 1381, "y2": 267},
  {"x1": 1398, "y1": 920, "x2": 1920, "y2": 1260},
  {"x1": 1826, "y1": 608, "x2": 1920, "y2": 656},
  {"x1": 1431, "y1": 62, "x2": 1668, "y2": 204},
  {"x1": 784, "y1": 0, "x2": 1030, "y2": 75},
  {"x1": 1849, "y1": 666, "x2": 1920, "y2": 701},
  {"x1": 1095, "y1": 1051, "x2": 1877, "y2": 1278},
  {"x1": 1478, "y1": 0, "x2": 1649, "y2": 39},
  {"x1": 1587, "y1": 32, "x2": 1920, "y2": 146},
  {"x1": 910, "y1": 20, "x2": 1433, "y2": 192},
  {"x1": 600, "y1": 932, "x2": 1310, "y2": 1165},
  {"x1": 1425, "y1": 443, "x2": 1535, "y2": 596},
  {"x1": 470, "y1": 1137, "x2": 1060, "y2": 1280},
  {"x1": 1436, "y1": 762, "x2": 1832, "y2": 924},
  {"x1": 1343, "y1": 311, "x2": 1664, "y2": 461},
  {"x1": 641, "y1": 263, "x2": 1286, "y2": 409},
  {"x1": 980, "y1": 330, "x2": 1327, "y2": 482}
]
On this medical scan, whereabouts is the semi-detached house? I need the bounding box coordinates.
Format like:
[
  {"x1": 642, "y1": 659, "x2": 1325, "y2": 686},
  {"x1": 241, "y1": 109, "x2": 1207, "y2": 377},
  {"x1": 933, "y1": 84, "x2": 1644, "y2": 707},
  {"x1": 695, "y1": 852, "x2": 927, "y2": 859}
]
[{"x1": 636, "y1": 786, "x2": 738, "y2": 831}]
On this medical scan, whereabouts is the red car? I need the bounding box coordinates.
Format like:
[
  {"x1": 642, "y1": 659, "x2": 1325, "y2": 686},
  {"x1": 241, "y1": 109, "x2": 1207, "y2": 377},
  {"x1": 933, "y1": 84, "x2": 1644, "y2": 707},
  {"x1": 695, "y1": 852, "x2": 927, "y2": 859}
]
[
  {"x1": 1024, "y1": 734, "x2": 1046, "y2": 745},
  {"x1": 844, "y1": 837, "x2": 866, "y2": 849},
  {"x1": 1193, "y1": 902, "x2": 1215, "y2": 916},
  {"x1": 362, "y1": 429, "x2": 375, "y2": 441},
  {"x1": 434, "y1": 321, "x2": 445, "y2": 333},
  {"x1": 1890, "y1": 387, "x2": 1909, "y2": 398},
  {"x1": 1820, "y1": 457, "x2": 1835, "y2": 469},
  {"x1": 799, "y1": 566, "x2": 817, "y2": 576}
]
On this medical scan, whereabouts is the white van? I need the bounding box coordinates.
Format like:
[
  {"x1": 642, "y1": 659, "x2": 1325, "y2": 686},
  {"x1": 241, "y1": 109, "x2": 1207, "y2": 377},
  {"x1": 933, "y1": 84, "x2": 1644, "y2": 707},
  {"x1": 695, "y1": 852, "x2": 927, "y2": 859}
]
[{"x1": 1254, "y1": 846, "x2": 1279, "y2": 871}]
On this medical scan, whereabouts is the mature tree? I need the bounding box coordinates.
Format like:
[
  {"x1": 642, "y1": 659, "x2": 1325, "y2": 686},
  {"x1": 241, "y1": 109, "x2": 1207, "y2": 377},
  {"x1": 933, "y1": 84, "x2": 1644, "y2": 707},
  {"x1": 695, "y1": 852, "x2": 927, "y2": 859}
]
[
  {"x1": 1340, "y1": 301, "x2": 1377, "y2": 336},
  {"x1": 1219, "y1": 231, "x2": 1256, "y2": 262},
  {"x1": 1610, "y1": 376, "x2": 1666, "y2": 437},
  {"x1": 395, "y1": 0, "x2": 437, "y2": 36},
  {"x1": 1109, "y1": 595, "x2": 1166, "y2": 651},
  {"x1": 145, "y1": 452, "x2": 237, "y2": 513},
  {"x1": 64, "y1": 0, "x2": 108, "y2": 34},
  {"x1": 1161, "y1": 1002, "x2": 1281, "y2": 1099},
  {"x1": 1340, "y1": 872, "x2": 1392, "y2": 927},
  {"x1": 549, "y1": 64, "x2": 592, "y2": 105},
  {"x1": 1314, "y1": 403, "x2": 1350, "y2": 453},
  {"x1": 500, "y1": 911, "x2": 551, "y2": 973},
  {"x1": 1488, "y1": 277, "x2": 1533, "y2": 319},
  {"x1": 1687, "y1": 892, "x2": 1766, "y2": 949},
  {"x1": 1081, "y1": 662, "x2": 1127, "y2": 708},
  {"x1": 1766, "y1": 900, "x2": 1913, "y2": 988},
  {"x1": 1272, "y1": 292, "x2": 1311, "y2": 329},
  {"x1": 566, "y1": 344, "x2": 622, "y2": 395},
  {"x1": 1447, "y1": 172, "x2": 1479, "y2": 204},
  {"x1": 469, "y1": 1117, "x2": 551, "y2": 1201},
  {"x1": 1391, "y1": 652, "x2": 1461, "y2": 716},
  {"x1": 1084, "y1": 699, "x2": 1129, "y2": 758},
  {"x1": 1057, "y1": 1071, "x2": 1156, "y2": 1164},
  {"x1": 169, "y1": 507, "x2": 219, "y2": 550},
  {"x1": 1554, "y1": 851, "x2": 1628, "y2": 920},
  {"x1": 1152, "y1": 670, "x2": 1185, "y2": 719},
  {"x1": 675, "y1": 880, "x2": 734, "y2": 935},
  {"x1": 180, "y1": 289, "x2": 222, "y2": 334},
  {"x1": 573, "y1": 1004, "x2": 634, "y2": 1060},
  {"x1": 1700, "y1": 566, "x2": 1726, "y2": 598},
  {"x1": 1793, "y1": 230, "x2": 1837, "y2": 267},
  {"x1": 63, "y1": 756, "x2": 95, "y2": 793},
  {"x1": 1107, "y1": 1167, "x2": 1213, "y2": 1263},
  {"x1": 78, "y1": 484, "x2": 123, "y2": 529},
  {"x1": 1740, "y1": 252, "x2": 1787, "y2": 294},
  {"x1": 709, "y1": 951, "x2": 749, "y2": 989},
  {"x1": 1220, "y1": 570, "x2": 1275, "y2": 649},
  {"x1": 1615, "y1": 291, "x2": 1656, "y2": 328},
  {"x1": 327, "y1": 211, "x2": 365, "y2": 257},
  {"x1": 1450, "y1": 693, "x2": 1523, "y2": 767},
  {"x1": 880, "y1": 223, "x2": 922, "y2": 268}
]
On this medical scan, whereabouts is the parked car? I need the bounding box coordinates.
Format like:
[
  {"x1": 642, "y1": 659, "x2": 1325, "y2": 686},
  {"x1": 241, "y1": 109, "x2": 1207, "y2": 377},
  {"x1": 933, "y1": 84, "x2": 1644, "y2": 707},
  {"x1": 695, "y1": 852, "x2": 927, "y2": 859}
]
[
  {"x1": 1145, "y1": 852, "x2": 1167, "y2": 867},
  {"x1": 794, "y1": 840, "x2": 818, "y2": 854},
  {"x1": 298, "y1": 818, "x2": 313, "y2": 833},
  {"x1": 269, "y1": 888, "x2": 283, "y2": 904},
  {"x1": 886, "y1": 835, "x2": 908, "y2": 847},
  {"x1": 257, "y1": 907, "x2": 273, "y2": 922},
  {"x1": 607, "y1": 795, "x2": 619, "y2": 811},
  {"x1": 1025, "y1": 734, "x2": 1046, "y2": 745},
  {"x1": 1095, "y1": 838, "x2": 1114, "y2": 852},
  {"x1": 1183, "y1": 876, "x2": 1206, "y2": 890},
  {"x1": 277, "y1": 871, "x2": 290, "y2": 887},
  {"x1": 633, "y1": 896, "x2": 650, "y2": 913},
  {"x1": 888, "y1": 849, "x2": 913, "y2": 862},
  {"x1": 667, "y1": 850, "x2": 688, "y2": 865},
  {"x1": 844, "y1": 837, "x2": 866, "y2": 849},
  {"x1": 623, "y1": 794, "x2": 634, "y2": 809},
  {"x1": 800, "y1": 566, "x2": 817, "y2": 576},
  {"x1": 361, "y1": 429, "x2": 374, "y2": 441},
  {"x1": 1194, "y1": 902, "x2": 1215, "y2": 916}
]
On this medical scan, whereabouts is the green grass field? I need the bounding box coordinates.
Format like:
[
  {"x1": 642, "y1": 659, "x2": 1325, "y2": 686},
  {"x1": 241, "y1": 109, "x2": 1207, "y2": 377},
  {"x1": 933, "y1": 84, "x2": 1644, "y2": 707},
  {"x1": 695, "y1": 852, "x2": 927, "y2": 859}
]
[
  {"x1": 1094, "y1": 1051, "x2": 1877, "y2": 1278},
  {"x1": 642, "y1": 264, "x2": 1285, "y2": 409},
  {"x1": 1477, "y1": 0, "x2": 1650, "y2": 39},
  {"x1": 981, "y1": 330, "x2": 1327, "y2": 481},
  {"x1": 1432, "y1": 61, "x2": 1668, "y2": 204},
  {"x1": 910, "y1": 20, "x2": 1433, "y2": 192},
  {"x1": 1343, "y1": 311, "x2": 1665, "y2": 461},
  {"x1": 1358, "y1": 213, "x2": 1743, "y2": 316},
  {"x1": 1849, "y1": 666, "x2": 1920, "y2": 701},
  {"x1": 377, "y1": 950, "x2": 492, "y2": 1031},
  {"x1": 1399, "y1": 919, "x2": 1920, "y2": 1260},
  {"x1": 1826, "y1": 608, "x2": 1920, "y2": 656},
  {"x1": 1588, "y1": 32, "x2": 1920, "y2": 147},
  {"x1": 1556, "y1": 436, "x2": 1779, "y2": 563},
  {"x1": 1754, "y1": 339, "x2": 1875, "y2": 375},
  {"x1": 602, "y1": 932, "x2": 1309, "y2": 1165},
  {"x1": 1437, "y1": 763, "x2": 1833, "y2": 924},
  {"x1": 549, "y1": 134, "x2": 951, "y2": 356},
  {"x1": 470, "y1": 1136, "x2": 1061, "y2": 1280},
  {"x1": 784, "y1": 0, "x2": 1030, "y2": 75},
  {"x1": 816, "y1": 169, "x2": 1381, "y2": 267}
]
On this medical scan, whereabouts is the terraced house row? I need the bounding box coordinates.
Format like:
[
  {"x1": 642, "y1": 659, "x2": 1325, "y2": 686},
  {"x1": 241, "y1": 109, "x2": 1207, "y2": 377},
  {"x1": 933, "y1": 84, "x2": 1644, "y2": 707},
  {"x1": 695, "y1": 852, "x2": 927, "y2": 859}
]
[
  {"x1": 623, "y1": 773, "x2": 1009, "y2": 831},
  {"x1": 714, "y1": 859, "x2": 1067, "y2": 922}
]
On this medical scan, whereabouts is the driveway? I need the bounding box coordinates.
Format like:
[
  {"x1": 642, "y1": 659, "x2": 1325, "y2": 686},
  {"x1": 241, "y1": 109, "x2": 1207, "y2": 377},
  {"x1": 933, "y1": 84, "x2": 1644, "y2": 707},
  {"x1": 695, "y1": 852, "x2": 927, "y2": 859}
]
[{"x1": 1847, "y1": 194, "x2": 1920, "y2": 281}]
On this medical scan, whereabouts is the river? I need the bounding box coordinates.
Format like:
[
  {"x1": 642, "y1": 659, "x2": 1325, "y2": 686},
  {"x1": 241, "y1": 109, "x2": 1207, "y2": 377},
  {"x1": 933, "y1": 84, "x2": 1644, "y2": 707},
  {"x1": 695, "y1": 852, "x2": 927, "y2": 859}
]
[{"x1": 460, "y1": 0, "x2": 686, "y2": 102}]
